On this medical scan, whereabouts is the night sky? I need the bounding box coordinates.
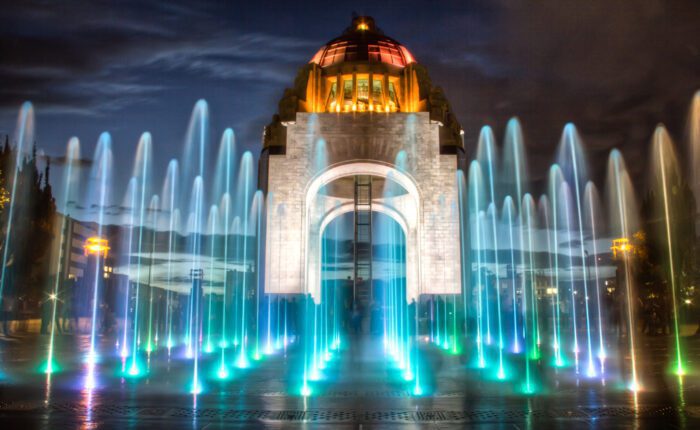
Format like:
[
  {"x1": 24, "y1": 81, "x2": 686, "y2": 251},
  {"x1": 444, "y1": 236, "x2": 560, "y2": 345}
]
[{"x1": 1, "y1": 0, "x2": 699, "y2": 191}]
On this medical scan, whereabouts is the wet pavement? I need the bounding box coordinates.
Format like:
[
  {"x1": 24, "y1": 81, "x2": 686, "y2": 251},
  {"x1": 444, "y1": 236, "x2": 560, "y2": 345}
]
[{"x1": 1, "y1": 331, "x2": 700, "y2": 429}]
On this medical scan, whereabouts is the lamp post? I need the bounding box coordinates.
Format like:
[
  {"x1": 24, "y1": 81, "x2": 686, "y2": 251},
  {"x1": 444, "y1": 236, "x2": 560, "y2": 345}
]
[
  {"x1": 611, "y1": 237, "x2": 633, "y2": 308},
  {"x1": 611, "y1": 238, "x2": 632, "y2": 261},
  {"x1": 83, "y1": 236, "x2": 110, "y2": 326},
  {"x1": 84, "y1": 237, "x2": 110, "y2": 258},
  {"x1": 611, "y1": 237, "x2": 633, "y2": 338},
  {"x1": 189, "y1": 268, "x2": 204, "y2": 354}
]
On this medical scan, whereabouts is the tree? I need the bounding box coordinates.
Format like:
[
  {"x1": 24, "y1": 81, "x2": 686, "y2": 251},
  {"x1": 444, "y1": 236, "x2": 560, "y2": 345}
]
[
  {"x1": 638, "y1": 179, "x2": 697, "y2": 321},
  {"x1": 0, "y1": 136, "x2": 56, "y2": 304}
]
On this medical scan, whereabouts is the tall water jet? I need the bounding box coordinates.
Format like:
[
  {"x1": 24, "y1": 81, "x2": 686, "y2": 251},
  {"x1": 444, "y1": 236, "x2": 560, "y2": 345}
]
[
  {"x1": 181, "y1": 100, "x2": 209, "y2": 199},
  {"x1": 45, "y1": 137, "x2": 81, "y2": 374},
  {"x1": 502, "y1": 118, "x2": 528, "y2": 201},
  {"x1": 519, "y1": 194, "x2": 535, "y2": 392},
  {"x1": 583, "y1": 182, "x2": 607, "y2": 371},
  {"x1": 271, "y1": 200, "x2": 287, "y2": 351},
  {"x1": 557, "y1": 124, "x2": 595, "y2": 376},
  {"x1": 606, "y1": 150, "x2": 641, "y2": 392},
  {"x1": 187, "y1": 176, "x2": 205, "y2": 394},
  {"x1": 228, "y1": 216, "x2": 241, "y2": 348},
  {"x1": 504, "y1": 118, "x2": 532, "y2": 366},
  {"x1": 214, "y1": 129, "x2": 237, "y2": 203},
  {"x1": 689, "y1": 91, "x2": 700, "y2": 202},
  {"x1": 330, "y1": 204, "x2": 342, "y2": 352},
  {"x1": 538, "y1": 194, "x2": 559, "y2": 363},
  {"x1": 558, "y1": 181, "x2": 580, "y2": 372},
  {"x1": 204, "y1": 205, "x2": 219, "y2": 354},
  {"x1": 217, "y1": 193, "x2": 232, "y2": 377},
  {"x1": 522, "y1": 193, "x2": 540, "y2": 362},
  {"x1": 128, "y1": 132, "x2": 153, "y2": 376},
  {"x1": 145, "y1": 194, "x2": 160, "y2": 354},
  {"x1": 161, "y1": 160, "x2": 179, "y2": 352},
  {"x1": 120, "y1": 178, "x2": 138, "y2": 358},
  {"x1": 486, "y1": 202, "x2": 505, "y2": 376},
  {"x1": 303, "y1": 130, "x2": 326, "y2": 394},
  {"x1": 85, "y1": 132, "x2": 113, "y2": 388},
  {"x1": 456, "y1": 170, "x2": 470, "y2": 347},
  {"x1": 468, "y1": 161, "x2": 486, "y2": 368},
  {"x1": 650, "y1": 126, "x2": 687, "y2": 376},
  {"x1": 548, "y1": 166, "x2": 565, "y2": 367},
  {"x1": 503, "y1": 196, "x2": 520, "y2": 353},
  {"x1": 450, "y1": 200, "x2": 460, "y2": 356},
  {"x1": 477, "y1": 127, "x2": 505, "y2": 378},
  {"x1": 215, "y1": 128, "x2": 236, "y2": 376},
  {"x1": 234, "y1": 151, "x2": 254, "y2": 369},
  {"x1": 251, "y1": 190, "x2": 265, "y2": 361}
]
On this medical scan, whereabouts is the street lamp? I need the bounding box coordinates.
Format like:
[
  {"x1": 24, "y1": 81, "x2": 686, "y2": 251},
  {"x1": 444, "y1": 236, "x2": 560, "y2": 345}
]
[
  {"x1": 84, "y1": 237, "x2": 110, "y2": 257},
  {"x1": 611, "y1": 237, "x2": 633, "y2": 260}
]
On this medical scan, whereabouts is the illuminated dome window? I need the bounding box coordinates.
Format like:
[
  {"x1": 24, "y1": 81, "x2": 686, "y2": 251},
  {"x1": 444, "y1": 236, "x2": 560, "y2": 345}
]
[
  {"x1": 324, "y1": 73, "x2": 400, "y2": 113},
  {"x1": 310, "y1": 16, "x2": 416, "y2": 68}
]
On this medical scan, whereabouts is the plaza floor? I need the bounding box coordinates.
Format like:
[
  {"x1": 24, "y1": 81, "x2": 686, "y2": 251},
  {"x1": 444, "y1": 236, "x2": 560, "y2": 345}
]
[{"x1": 1, "y1": 329, "x2": 699, "y2": 429}]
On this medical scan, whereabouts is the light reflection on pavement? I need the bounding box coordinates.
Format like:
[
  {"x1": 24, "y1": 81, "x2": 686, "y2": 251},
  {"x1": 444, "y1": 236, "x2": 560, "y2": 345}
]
[{"x1": 0, "y1": 332, "x2": 699, "y2": 428}]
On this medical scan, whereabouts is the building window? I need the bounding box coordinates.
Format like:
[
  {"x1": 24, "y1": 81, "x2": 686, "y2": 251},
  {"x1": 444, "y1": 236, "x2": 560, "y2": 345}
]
[
  {"x1": 388, "y1": 82, "x2": 399, "y2": 111},
  {"x1": 344, "y1": 44, "x2": 358, "y2": 62},
  {"x1": 326, "y1": 81, "x2": 337, "y2": 111},
  {"x1": 321, "y1": 74, "x2": 401, "y2": 113},
  {"x1": 357, "y1": 78, "x2": 369, "y2": 108},
  {"x1": 368, "y1": 45, "x2": 380, "y2": 62},
  {"x1": 321, "y1": 41, "x2": 350, "y2": 67},
  {"x1": 343, "y1": 79, "x2": 353, "y2": 101},
  {"x1": 372, "y1": 80, "x2": 383, "y2": 104}
]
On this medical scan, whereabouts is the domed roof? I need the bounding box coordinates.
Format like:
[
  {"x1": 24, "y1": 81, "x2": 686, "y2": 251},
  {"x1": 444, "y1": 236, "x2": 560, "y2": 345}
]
[{"x1": 310, "y1": 16, "x2": 416, "y2": 68}]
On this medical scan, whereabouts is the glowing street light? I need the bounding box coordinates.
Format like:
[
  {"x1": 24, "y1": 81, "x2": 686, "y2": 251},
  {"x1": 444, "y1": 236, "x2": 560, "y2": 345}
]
[
  {"x1": 84, "y1": 237, "x2": 110, "y2": 257},
  {"x1": 611, "y1": 237, "x2": 632, "y2": 260}
]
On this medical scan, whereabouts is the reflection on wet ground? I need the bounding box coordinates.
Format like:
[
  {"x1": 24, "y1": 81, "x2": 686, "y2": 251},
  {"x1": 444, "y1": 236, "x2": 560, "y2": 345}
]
[{"x1": 0, "y1": 332, "x2": 699, "y2": 428}]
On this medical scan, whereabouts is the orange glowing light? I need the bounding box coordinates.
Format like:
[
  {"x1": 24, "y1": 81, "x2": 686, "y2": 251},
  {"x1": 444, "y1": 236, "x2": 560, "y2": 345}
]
[
  {"x1": 84, "y1": 237, "x2": 110, "y2": 257},
  {"x1": 611, "y1": 237, "x2": 632, "y2": 259},
  {"x1": 357, "y1": 22, "x2": 369, "y2": 31}
]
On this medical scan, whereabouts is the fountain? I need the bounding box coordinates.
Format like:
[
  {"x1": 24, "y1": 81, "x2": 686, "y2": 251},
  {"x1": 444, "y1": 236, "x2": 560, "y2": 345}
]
[{"x1": 0, "y1": 88, "x2": 699, "y2": 402}]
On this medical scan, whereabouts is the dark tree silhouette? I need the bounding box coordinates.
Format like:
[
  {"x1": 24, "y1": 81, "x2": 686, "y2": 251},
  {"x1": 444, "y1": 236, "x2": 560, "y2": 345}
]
[
  {"x1": 638, "y1": 179, "x2": 697, "y2": 326},
  {"x1": 0, "y1": 136, "x2": 57, "y2": 306}
]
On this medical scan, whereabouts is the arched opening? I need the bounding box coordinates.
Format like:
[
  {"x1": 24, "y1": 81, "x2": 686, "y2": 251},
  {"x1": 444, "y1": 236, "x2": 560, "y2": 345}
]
[
  {"x1": 304, "y1": 161, "x2": 421, "y2": 303},
  {"x1": 319, "y1": 211, "x2": 407, "y2": 338}
]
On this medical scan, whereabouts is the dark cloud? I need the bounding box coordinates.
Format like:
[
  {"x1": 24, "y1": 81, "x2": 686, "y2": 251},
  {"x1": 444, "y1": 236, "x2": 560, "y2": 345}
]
[
  {"x1": 0, "y1": 0, "x2": 698, "y2": 194},
  {"x1": 0, "y1": 1, "x2": 315, "y2": 116},
  {"x1": 416, "y1": 0, "x2": 700, "y2": 185}
]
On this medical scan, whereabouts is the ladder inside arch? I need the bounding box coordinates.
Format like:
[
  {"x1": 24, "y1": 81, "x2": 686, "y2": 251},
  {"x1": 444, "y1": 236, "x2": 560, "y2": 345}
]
[{"x1": 353, "y1": 175, "x2": 372, "y2": 309}]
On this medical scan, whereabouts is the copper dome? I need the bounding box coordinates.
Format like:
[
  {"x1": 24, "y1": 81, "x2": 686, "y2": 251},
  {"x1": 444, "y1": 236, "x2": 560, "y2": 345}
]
[{"x1": 310, "y1": 16, "x2": 416, "y2": 68}]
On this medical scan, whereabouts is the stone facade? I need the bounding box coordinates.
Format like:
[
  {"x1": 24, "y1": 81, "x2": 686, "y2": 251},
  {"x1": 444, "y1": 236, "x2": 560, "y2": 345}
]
[{"x1": 265, "y1": 112, "x2": 461, "y2": 302}]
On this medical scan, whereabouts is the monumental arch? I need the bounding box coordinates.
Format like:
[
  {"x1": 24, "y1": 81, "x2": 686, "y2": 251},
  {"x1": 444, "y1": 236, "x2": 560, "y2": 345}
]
[{"x1": 259, "y1": 16, "x2": 466, "y2": 303}]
